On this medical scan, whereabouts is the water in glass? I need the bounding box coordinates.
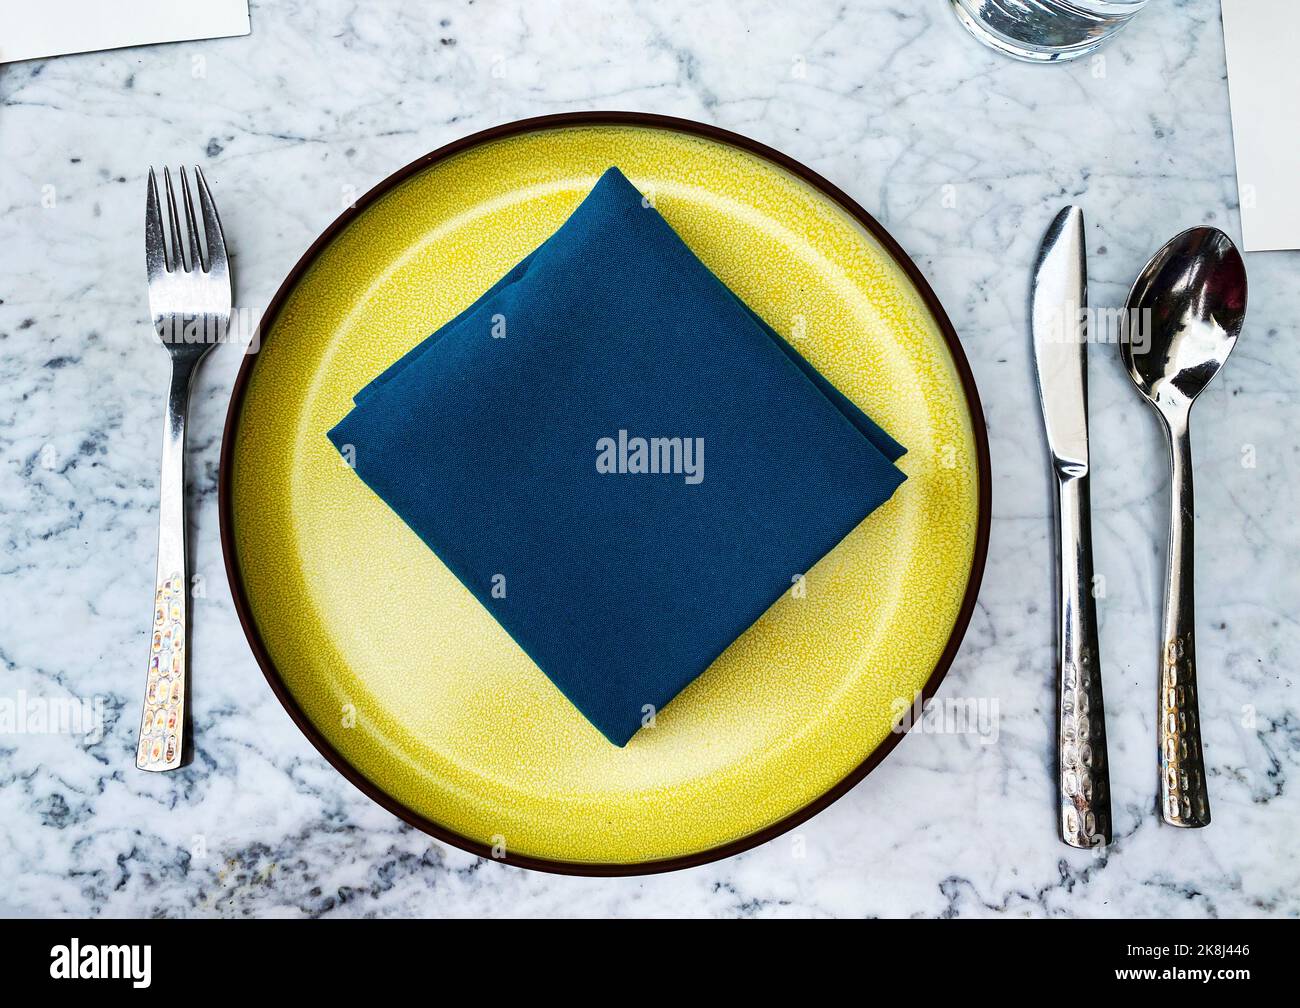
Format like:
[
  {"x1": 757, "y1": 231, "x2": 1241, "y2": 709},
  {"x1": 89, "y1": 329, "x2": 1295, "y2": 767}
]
[{"x1": 950, "y1": 0, "x2": 1149, "y2": 62}]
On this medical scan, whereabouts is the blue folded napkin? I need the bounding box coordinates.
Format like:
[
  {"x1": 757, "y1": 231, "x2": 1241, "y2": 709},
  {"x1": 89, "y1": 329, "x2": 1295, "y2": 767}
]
[{"x1": 328, "y1": 167, "x2": 906, "y2": 746}]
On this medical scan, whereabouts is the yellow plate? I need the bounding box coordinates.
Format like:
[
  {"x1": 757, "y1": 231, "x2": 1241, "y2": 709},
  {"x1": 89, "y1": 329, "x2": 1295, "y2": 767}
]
[{"x1": 220, "y1": 114, "x2": 990, "y2": 874}]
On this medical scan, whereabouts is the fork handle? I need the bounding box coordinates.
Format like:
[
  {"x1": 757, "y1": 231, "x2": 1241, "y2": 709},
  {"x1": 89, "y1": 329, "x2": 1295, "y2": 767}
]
[
  {"x1": 1158, "y1": 411, "x2": 1210, "y2": 826},
  {"x1": 136, "y1": 359, "x2": 196, "y2": 771}
]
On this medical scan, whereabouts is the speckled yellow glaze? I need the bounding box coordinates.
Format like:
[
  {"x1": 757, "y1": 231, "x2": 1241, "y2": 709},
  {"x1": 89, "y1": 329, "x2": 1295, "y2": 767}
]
[{"x1": 230, "y1": 124, "x2": 980, "y2": 865}]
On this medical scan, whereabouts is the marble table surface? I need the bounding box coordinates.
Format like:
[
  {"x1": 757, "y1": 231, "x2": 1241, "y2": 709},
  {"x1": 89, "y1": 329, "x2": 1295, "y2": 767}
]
[{"x1": 1, "y1": 0, "x2": 1296, "y2": 918}]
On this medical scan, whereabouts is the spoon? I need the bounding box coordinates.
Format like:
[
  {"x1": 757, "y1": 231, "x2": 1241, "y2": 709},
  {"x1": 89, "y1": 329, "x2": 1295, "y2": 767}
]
[{"x1": 1122, "y1": 226, "x2": 1247, "y2": 828}]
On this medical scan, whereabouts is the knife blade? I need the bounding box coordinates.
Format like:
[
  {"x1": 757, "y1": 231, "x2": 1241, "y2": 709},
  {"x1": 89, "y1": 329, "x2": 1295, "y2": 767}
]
[
  {"x1": 1032, "y1": 206, "x2": 1089, "y2": 474},
  {"x1": 1030, "y1": 206, "x2": 1112, "y2": 849}
]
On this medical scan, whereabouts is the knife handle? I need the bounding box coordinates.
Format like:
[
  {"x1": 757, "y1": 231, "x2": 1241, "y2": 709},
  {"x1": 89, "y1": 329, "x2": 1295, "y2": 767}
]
[{"x1": 1054, "y1": 470, "x2": 1111, "y2": 848}]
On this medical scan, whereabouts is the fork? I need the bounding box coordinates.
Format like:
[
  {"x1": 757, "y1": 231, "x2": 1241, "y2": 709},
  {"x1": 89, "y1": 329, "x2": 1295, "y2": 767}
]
[{"x1": 136, "y1": 166, "x2": 230, "y2": 772}]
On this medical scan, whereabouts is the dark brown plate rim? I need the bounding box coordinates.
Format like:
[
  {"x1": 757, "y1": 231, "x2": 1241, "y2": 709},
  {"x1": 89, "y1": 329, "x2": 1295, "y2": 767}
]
[{"x1": 217, "y1": 111, "x2": 993, "y2": 877}]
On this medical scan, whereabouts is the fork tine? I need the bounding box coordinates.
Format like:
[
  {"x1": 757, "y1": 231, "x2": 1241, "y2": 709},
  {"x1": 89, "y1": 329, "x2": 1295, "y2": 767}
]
[
  {"x1": 178, "y1": 167, "x2": 205, "y2": 272},
  {"x1": 145, "y1": 168, "x2": 169, "y2": 278},
  {"x1": 193, "y1": 166, "x2": 227, "y2": 277},
  {"x1": 162, "y1": 167, "x2": 188, "y2": 272}
]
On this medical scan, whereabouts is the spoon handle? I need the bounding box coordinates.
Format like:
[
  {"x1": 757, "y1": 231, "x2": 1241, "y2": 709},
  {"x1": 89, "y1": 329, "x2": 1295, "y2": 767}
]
[{"x1": 1159, "y1": 413, "x2": 1211, "y2": 827}]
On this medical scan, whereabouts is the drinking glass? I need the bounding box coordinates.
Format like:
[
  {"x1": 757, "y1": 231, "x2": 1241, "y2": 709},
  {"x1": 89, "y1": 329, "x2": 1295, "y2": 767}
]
[{"x1": 950, "y1": 0, "x2": 1150, "y2": 62}]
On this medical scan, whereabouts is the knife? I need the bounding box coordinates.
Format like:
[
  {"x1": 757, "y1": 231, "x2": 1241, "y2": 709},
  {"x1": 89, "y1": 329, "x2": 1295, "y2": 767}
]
[{"x1": 1030, "y1": 205, "x2": 1112, "y2": 848}]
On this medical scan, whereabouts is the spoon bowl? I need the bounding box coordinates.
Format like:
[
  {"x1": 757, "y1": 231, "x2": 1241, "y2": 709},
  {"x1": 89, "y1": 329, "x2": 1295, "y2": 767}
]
[{"x1": 1123, "y1": 226, "x2": 1247, "y2": 416}]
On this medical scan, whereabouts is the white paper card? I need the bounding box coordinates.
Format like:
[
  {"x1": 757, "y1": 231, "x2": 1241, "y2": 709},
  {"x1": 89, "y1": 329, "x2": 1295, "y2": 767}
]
[
  {"x1": 0, "y1": 0, "x2": 250, "y2": 65},
  {"x1": 1221, "y1": 0, "x2": 1300, "y2": 252}
]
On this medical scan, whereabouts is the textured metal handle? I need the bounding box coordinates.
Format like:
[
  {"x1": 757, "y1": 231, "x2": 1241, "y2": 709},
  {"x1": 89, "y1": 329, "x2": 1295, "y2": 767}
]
[
  {"x1": 1158, "y1": 412, "x2": 1210, "y2": 826},
  {"x1": 1055, "y1": 471, "x2": 1111, "y2": 847},
  {"x1": 136, "y1": 361, "x2": 194, "y2": 772}
]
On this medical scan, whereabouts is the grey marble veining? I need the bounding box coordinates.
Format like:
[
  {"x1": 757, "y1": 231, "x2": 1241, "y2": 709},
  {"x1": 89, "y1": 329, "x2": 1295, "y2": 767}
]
[{"x1": 0, "y1": 0, "x2": 1296, "y2": 918}]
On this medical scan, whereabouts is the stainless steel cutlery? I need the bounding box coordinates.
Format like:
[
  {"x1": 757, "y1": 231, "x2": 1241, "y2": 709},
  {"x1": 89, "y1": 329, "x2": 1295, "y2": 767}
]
[
  {"x1": 1033, "y1": 207, "x2": 1248, "y2": 839},
  {"x1": 1031, "y1": 206, "x2": 1111, "y2": 848},
  {"x1": 126, "y1": 158, "x2": 1251, "y2": 848},
  {"x1": 1121, "y1": 227, "x2": 1247, "y2": 827},
  {"x1": 137, "y1": 166, "x2": 230, "y2": 772}
]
